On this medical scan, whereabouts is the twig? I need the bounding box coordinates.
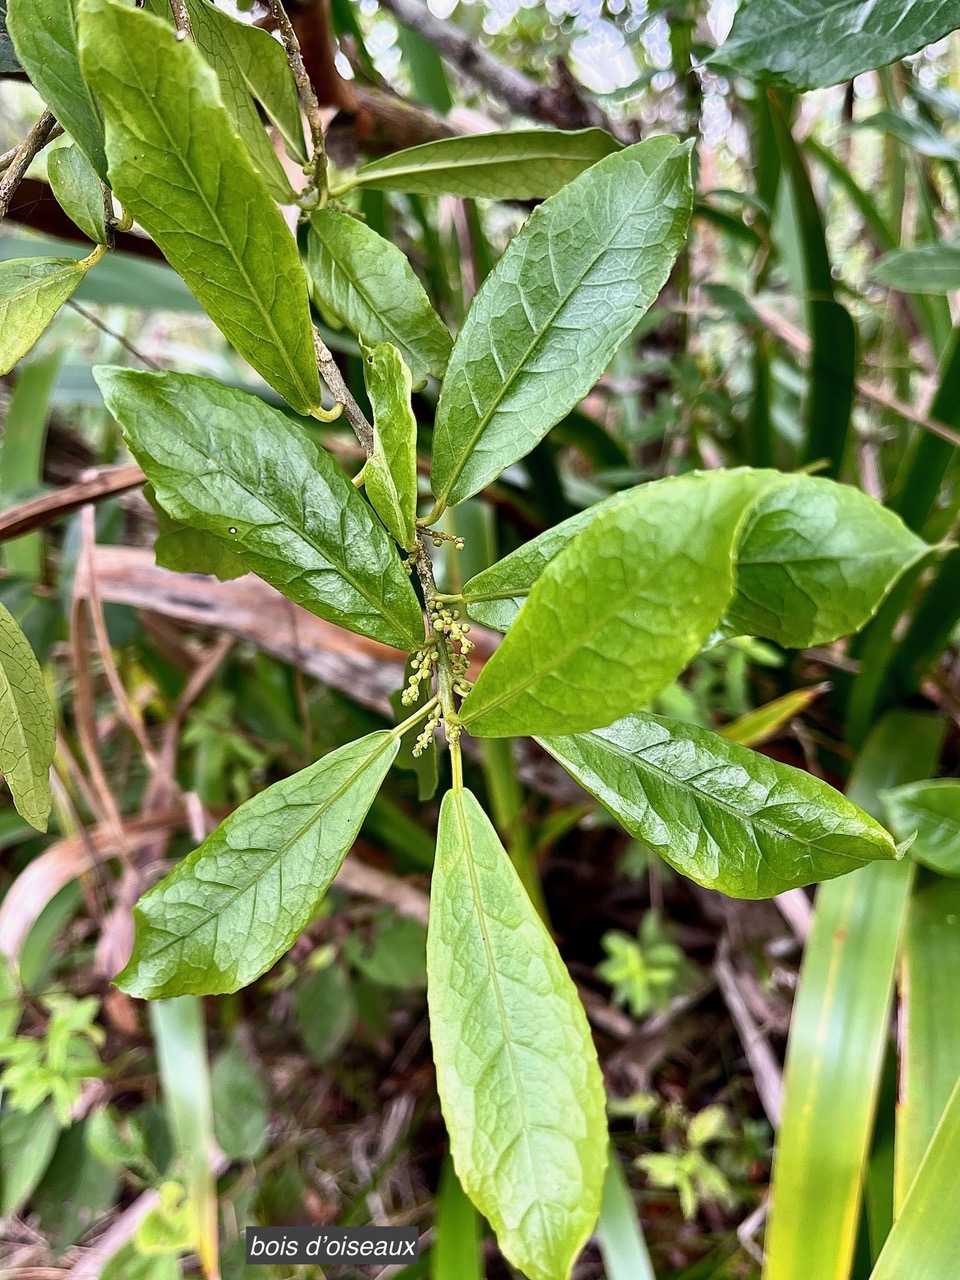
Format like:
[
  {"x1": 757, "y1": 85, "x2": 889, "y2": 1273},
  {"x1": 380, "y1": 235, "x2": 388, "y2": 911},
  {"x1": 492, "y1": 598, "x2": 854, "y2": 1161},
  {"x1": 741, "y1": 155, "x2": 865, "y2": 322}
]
[
  {"x1": 67, "y1": 300, "x2": 163, "y2": 369},
  {"x1": 714, "y1": 938, "x2": 783, "y2": 1128},
  {"x1": 377, "y1": 0, "x2": 613, "y2": 133},
  {"x1": 168, "y1": 0, "x2": 195, "y2": 40},
  {"x1": 314, "y1": 331, "x2": 373, "y2": 452},
  {"x1": 0, "y1": 464, "x2": 146, "y2": 542},
  {"x1": 268, "y1": 0, "x2": 329, "y2": 201},
  {"x1": 0, "y1": 111, "x2": 60, "y2": 221}
]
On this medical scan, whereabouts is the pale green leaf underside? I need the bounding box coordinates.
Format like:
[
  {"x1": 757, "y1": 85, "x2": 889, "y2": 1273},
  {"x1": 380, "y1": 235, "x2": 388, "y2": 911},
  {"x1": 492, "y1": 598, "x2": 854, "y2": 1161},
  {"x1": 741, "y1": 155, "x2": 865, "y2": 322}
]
[
  {"x1": 308, "y1": 209, "x2": 451, "y2": 388},
  {"x1": 541, "y1": 712, "x2": 898, "y2": 899},
  {"x1": 47, "y1": 144, "x2": 108, "y2": 244},
  {"x1": 95, "y1": 367, "x2": 425, "y2": 651},
  {"x1": 872, "y1": 244, "x2": 960, "y2": 294},
  {"x1": 362, "y1": 343, "x2": 419, "y2": 550},
  {"x1": 428, "y1": 789, "x2": 607, "y2": 1280},
  {"x1": 117, "y1": 731, "x2": 399, "y2": 997},
  {"x1": 459, "y1": 471, "x2": 764, "y2": 737},
  {"x1": 882, "y1": 780, "x2": 960, "y2": 877},
  {"x1": 430, "y1": 135, "x2": 693, "y2": 507},
  {"x1": 77, "y1": 0, "x2": 321, "y2": 415},
  {"x1": 0, "y1": 257, "x2": 90, "y2": 375},
  {"x1": 720, "y1": 474, "x2": 927, "y2": 648},
  {"x1": 346, "y1": 128, "x2": 621, "y2": 199},
  {"x1": 7, "y1": 0, "x2": 107, "y2": 176},
  {"x1": 712, "y1": 0, "x2": 960, "y2": 91},
  {"x1": 0, "y1": 603, "x2": 55, "y2": 832}
]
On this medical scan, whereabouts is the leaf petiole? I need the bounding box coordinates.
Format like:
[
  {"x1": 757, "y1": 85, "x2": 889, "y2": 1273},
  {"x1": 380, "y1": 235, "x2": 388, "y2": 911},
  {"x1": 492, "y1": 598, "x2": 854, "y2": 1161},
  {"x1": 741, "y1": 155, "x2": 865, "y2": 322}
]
[{"x1": 391, "y1": 694, "x2": 440, "y2": 741}]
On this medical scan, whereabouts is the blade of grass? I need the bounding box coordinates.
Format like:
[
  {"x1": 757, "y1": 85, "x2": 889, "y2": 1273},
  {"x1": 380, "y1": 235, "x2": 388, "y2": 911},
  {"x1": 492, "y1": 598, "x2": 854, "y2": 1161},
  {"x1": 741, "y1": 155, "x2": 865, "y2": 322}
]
[
  {"x1": 869, "y1": 1073, "x2": 960, "y2": 1280},
  {"x1": 0, "y1": 353, "x2": 60, "y2": 580},
  {"x1": 763, "y1": 711, "x2": 944, "y2": 1280},
  {"x1": 891, "y1": 323, "x2": 960, "y2": 534},
  {"x1": 149, "y1": 997, "x2": 219, "y2": 1280},
  {"x1": 596, "y1": 1147, "x2": 656, "y2": 1280},
  {"x1": 894, "y1": 875, "x2": 960, "y2": 1212},
  {"x1": 431, "y1": 1156, "x2": 481, "y2": 1280}
]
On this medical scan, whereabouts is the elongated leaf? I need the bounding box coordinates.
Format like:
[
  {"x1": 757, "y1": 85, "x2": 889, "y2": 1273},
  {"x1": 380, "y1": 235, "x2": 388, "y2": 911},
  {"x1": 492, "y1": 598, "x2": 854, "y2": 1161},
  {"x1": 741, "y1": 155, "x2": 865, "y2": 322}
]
[
  {"x1": 896, "y1": 878, "x2": 960, "y2": 1211},
  {"x1": 882, "y1": 781, "x2": 960, "y2": 876},
  {"x1": 430, "y1": 136, "x2": 692, "y2": 508},
  {"x1": 95, "y1": 368, "x2": 424, "y2": 651},
  {"x1": 362, "y1": 343, "x2": 419, "y2": 549},
  {"x1": 871, "y1": 1073, "x2": 960, "y2": 1280},
  {"x1": 0, "y1": 257, "x2": 91, "y2": 375},
  {"x1": 872, "y1": 244, "x2": 960, "y2": 294},
  {"x1": 342, "y1": 128, "x2": 621, "y2": 199},
  {"x1": 541, "y1": 712, "x2": 897, "y2": 898},
  {"x1": 0, "y1": 602, "x2": 55, "y2": 832},
  {"x1": 459, "y1": 471, "x2": 759, "y2": 737},
  {"x1": 7, "y1": 0, "x2": 106, "y2": 176},
  {"x1": 211, "y1": 1034, "x2": 268, "y2": 1160},
  {"x1": 764, "y1": 711, "x2": 944, "y2": 1280},
  {"x1": 47, "y1": 144, "x2": 107, "y2": 244},
  {"x1": 721, "y1": 475, "x2": 927, "y2": 648},
  {"x1": 712, "y1": 0, "x2": 960, "y2": 92},
  {"x1": 432, "y1": 1157, "x2": 482, "y2": 1280},
  {"x1": 427, "y1": 788, "x2": 607, "y2": 1280},
  {"x1": 118, "y1": 731, "x2": 399, "y2": 998},
  {"x1": 77, "y1": 0, "x2": 322, "y2": 416},
  {"x1": 719, "y1": 684, "x2": 829, "y2": 747},
  {"x1": 596, "y1": 1149, "x2": 656, "y2": 1280},
  {"x1": 307, "y1": 209, "x2": 451, "y2": 387}
]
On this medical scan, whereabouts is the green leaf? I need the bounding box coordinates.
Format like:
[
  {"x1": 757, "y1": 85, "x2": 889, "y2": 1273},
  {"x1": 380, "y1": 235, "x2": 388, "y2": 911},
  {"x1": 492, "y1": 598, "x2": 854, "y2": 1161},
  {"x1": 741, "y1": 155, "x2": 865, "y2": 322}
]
[
  {"x1": 896, "y1": 877, "x2": 960, "y2": 1211},
  {"x1": 596, "y1": 1149, "x2": 656, "y2": 1280},
  {"x1": 872, "y1": 244, "x2": 960, "y2": 294},
  {"x1": 427, "y1": 788, "x2": 607, "y2": 1280},
  {"x1": 882, "y1": 781, "x2": 960, "y2": 876},
  {"x1": 361, "y1": 342, "x2": 419, "y2": 549},
  {"x1": 0, "y1": 256, "x2": 93, "y2": 375},
  {"x1": 0, "y1": 1105, "x2": 61, "y2": 1217},
  {"x1": 307, "y1": 209, "x2": 451, "y2": 388},
  {"x1": 541, "y1": 712, "x2": 898, "y2": 898},
  {"x1": 117, "y1": 731, "x2": 399, "y2": 998},
  {"x1": 0, "y1": 601, "x2": 55, "y2": 832},
  {"x1": 7, "y1": 0, "x2": 107, "y2": 176},
  {"x1": 430, "y1": 135, "x2": 693, "y2": 508},
  {"x1": 47, "y1": 144, "x2": 107, "y2": 244},
  {"x1": 712, "y1": 0, "x2": 960, "y2": 92},
  {"x1": 720, "y1": 474, "x2": 928, "y2": 648},
  {"x1": 77, "y1": 0, "x2": 322, "y2": 416},
  {"x1": 342, "y1": 128, "x2": 622, "y2": 199},
  {"x1": 211, "y1": 1035, "x2": 269, "y2": 1160},
  {"x1": 433, "y1": 1157, "x2": 482, "y2": 1280},
  {"x1": 459, "y1": 471, "x2": 758, "y2": 737},
  {"x1": 95, "y1": 368, "x2": 425, "y2": 651}
]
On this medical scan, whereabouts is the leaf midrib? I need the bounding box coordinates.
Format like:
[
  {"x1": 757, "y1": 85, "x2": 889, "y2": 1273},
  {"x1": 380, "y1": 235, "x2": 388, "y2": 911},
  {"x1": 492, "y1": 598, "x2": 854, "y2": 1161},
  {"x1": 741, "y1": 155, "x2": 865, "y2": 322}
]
[
  {"x1": 435, "y1": 149, "x2": 674, "y2": 506},
  {"x1": 452, "y1": 791, "x2": 550, "y2": 1247},
  {"x1": 0, "y1": 262, "x2": 86, "y2": 310}
]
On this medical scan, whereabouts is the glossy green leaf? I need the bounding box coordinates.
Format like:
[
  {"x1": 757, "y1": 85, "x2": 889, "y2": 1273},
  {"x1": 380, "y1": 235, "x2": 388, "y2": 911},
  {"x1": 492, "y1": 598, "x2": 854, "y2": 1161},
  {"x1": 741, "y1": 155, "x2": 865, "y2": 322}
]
[
  {"x1": 361, "y1": 342, "x2": 419, "y2": 549},
  {"x1": 0, "y1": 256, "x2": 92, "y2": 375},
  {"x1": 459, "y1": 471, "x2": 757, "y2": 737},
  {"x1": 95, "y1": 368, "x2": 424, "y2": 651},
  {"x1": 764, "y1": 711, "x2": 945, "y2": 1280},
  {"x1": 871, "y1": 1074, "x2": 960, "y2": 1280},
  {"x1": 189, "y1": 0, "x2": 305, "y2": 164},
  {"x1": 712, "y1": 0, "x2": 960, "y2": 92},
  {"x1": 721, "y1": 475, "x2": 927, "y2": 648},
  {"x1": 896, "y1": 877, "x2": 960, "y2": 1211},
  {"x1": 47, "y1": 144, "x2": 107, "y2": 244},
  {"x1": 882, "y1": 781, "x2": 960, "y2": 876},
  {"x1": 427, "y1": 788, "x2": 606, "y2": 1280},
  {"x1": 77, "y1": 0, "x2": 322, "y2": 416},
  {"x1": 7, "y1": 0, "x2": 106, "y2": 176},
  {"x1": 430, "y1": 136, "x2": 692, "y2": 508},
  {"x1": 117, "y1": 731, "x2": 399, "y2": 998},
  {"x1": 540, "y1": 712, "x2": 898, "y2": 898},
  {"x1": 342, "y1": 128, "x2": 622, "y2": 199},
  {"x1": 0, "y1": 602, "x2": 55, "y2": 832},
  {"x1": 872, "y1": 244, "x2": 960, "y2": 294},
  {"x1": 307, "y1": 209, "x2": 451, "y2": 388}
]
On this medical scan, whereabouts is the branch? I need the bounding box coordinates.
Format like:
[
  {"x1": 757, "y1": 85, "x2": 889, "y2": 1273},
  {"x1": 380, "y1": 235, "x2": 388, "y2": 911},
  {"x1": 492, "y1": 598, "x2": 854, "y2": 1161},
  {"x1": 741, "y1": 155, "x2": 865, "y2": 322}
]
[
  {"x1": 268, "y1": 0, "x2": 329, "y2": 200},
  {"x1": 377, "y1": 0, "x2": 616, "y2": 134},
  {"x1": 0, "y1": 110, "x2": 60, "y2": 220}
]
